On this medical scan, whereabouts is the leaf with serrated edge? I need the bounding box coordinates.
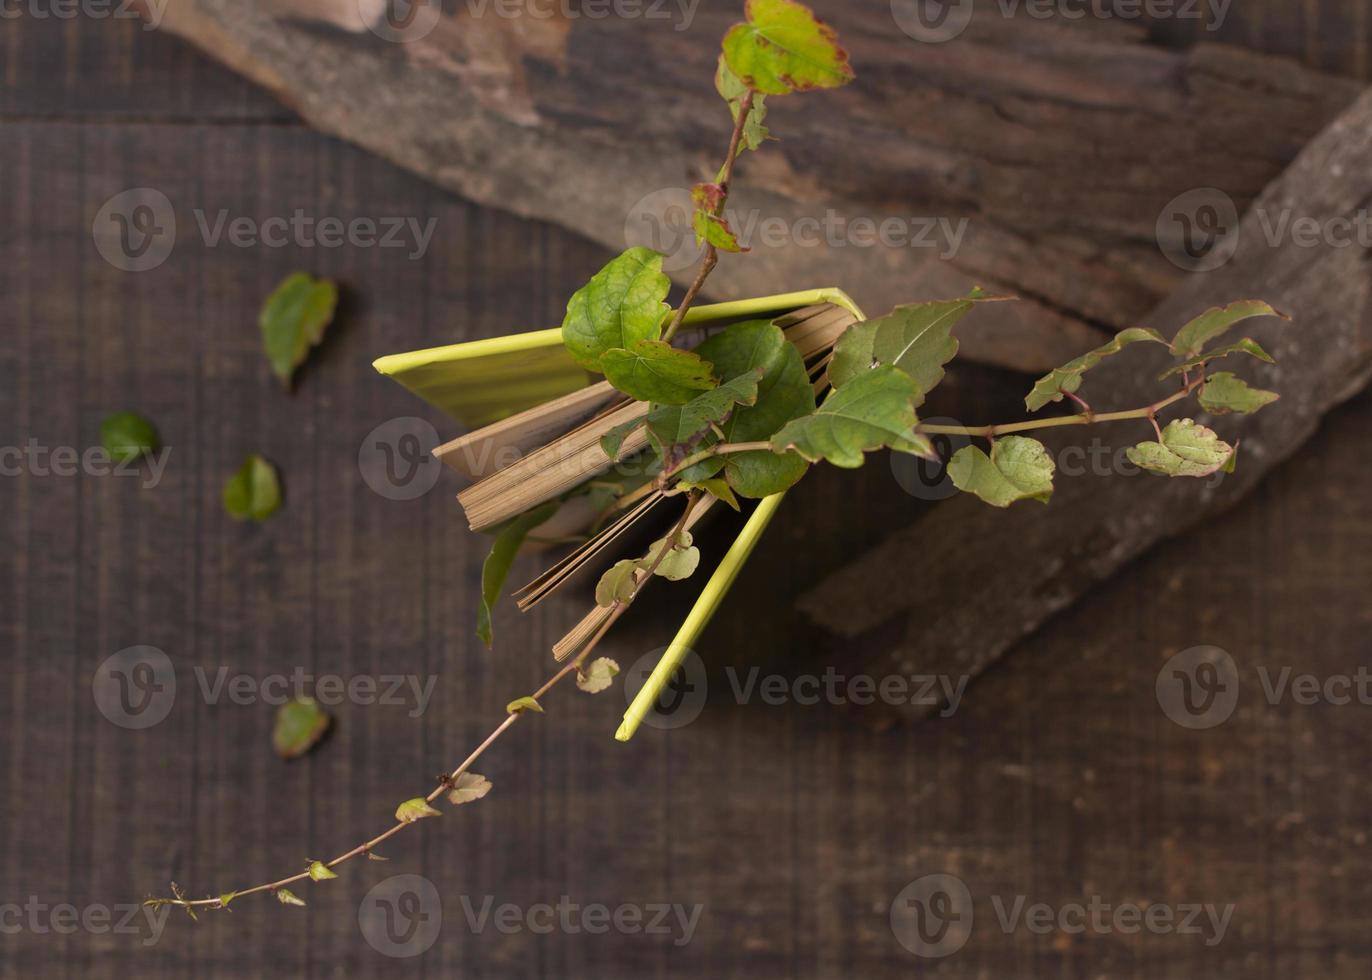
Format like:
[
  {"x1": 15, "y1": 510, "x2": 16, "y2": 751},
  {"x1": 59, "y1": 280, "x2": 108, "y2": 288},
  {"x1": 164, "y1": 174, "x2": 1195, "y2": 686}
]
[
  {"x1": 259, "y1": 272, "x2": 338, "y2": 387},
  {"x1": 478, "y1": 501, "x2": 557, "y2": 648},
  {"x1": 1160, "y1": 338, "x2": 1274, "y2": 379},
  {"x1": 828, "y1": 291, "x2": 999, "y2": 402},
  {"x1": 771, "y1": 366, "x2": 933, "y2": 468},
  {"x1": 722, "y1": 0, "x2": 854, "y2": 95},
  {"x1": 1025, "y1": 327, "x2": 1168, "y2": 411},
  {"x1": 715, "y1": 56, "x2": 771, "y2": 150},
  {"x1": 948, "y1": 436, "x2": 1055, "y2": 507},
  {"x1": 1171, "y1": 301, "x2": 1284, "y2": 358},
  {"x1": 447, "y1": 772, "x2": 492, "y2": 805},
  {"x1": 577, "y1": 658, "x2": 621, "y2": 694},
  {"x1": 595, "y1": 559, "x2": 640, "y2": 607},
  {"x1": 506, "y1": 696, "x2": 544, "y2": 714},
  {"x1": 1198, "y1": 372, "x2": 1280, "y2": 415},
  {"x1": 693, "y1": 210, "x2": 746, "y2": 252},
  {"x1": 601, "y1": 340, "x2": 718, "y2": 405},
  {"x1": 647, "y1": 369, "x2": 762, "y2": 463},
  {"x1": 1126, "y1": 419, "x2": 1235, "y2": 477},
  {"x1": 395, "y1": 798, "x2": 441, "y2": 822},
  {"x1": 561, "y1": 248, "x2": 670, "y2": 371},
  {"x1": 680, "y1": 320, "x2": 814, "y2": 497}
]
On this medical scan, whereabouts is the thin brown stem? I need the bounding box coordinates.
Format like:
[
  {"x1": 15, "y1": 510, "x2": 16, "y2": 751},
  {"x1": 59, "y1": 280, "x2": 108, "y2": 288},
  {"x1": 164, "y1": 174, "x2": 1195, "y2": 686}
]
[{"x1": 916, "y1": 382, "x2": 1200, "y2": 440}]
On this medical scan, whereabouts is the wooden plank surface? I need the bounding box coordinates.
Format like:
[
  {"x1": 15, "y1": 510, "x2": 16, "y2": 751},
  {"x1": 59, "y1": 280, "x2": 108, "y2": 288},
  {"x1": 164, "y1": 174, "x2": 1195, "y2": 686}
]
[{"x1": 2, "y1": 8, "x2": 1372, "y2": 978}]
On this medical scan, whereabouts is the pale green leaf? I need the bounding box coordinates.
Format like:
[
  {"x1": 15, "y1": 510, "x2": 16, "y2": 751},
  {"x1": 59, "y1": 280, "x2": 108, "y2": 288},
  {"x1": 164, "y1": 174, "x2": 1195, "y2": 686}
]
[
  {"x1": 1126, "y1": 419, "x2": 1235, "y2": 478},
  {"x1": 561, "y1": 248, "x2": 670, "y2": 371},
  {"x1": 259, "y1": 272, "x2": 338, "y2": 388},
  {"x1": 1025, "y1": 327, "x2": 1168, "y2": 411},
  {"x1": 577, "y1": 657, "x2": 621, "y2": 694},
  {"x1": 827, "y1": 291, "x2": 998, "y2": 401},
  {"x1": 595, "y1": 559, "x2": 641, "y2": 608},
  {"x1": 646, "y1": 368, "x2": 763, "y2": 464},
  {"x1": 1198, "y1": 372, "x2": 1280, "y2": 415},
  {"x1": 715, "y1": 55, "x2": 771, "y2": 151},
  {"x1": 645, "y1": 530, "x2": 700, "y2": 581},
  {"x1": 1171, "y1": 300, "x2": 1284, "y2": 358},
  {"x1": 505, "y1": 695, "x2": 544, "y2": 715},
  {"x1": 447, "y1": 772, "x2": 492, "y2": 805},
  {"x1": 679, "y1": 477, "x2": 741, "y2": 511},
  {"x1": 600, "y1": 418, "x2": 646, "y2": 461},
  {"x1": 948, "y1": 436, "x2": 1055, "y2": 507},
  {"x1": 1160, "y1": 338, "x2": 1274, "y2": 379},
  {"x1": 601, "y1": 340, "x2": 718, "y2": 405},
  {"x1": 100, "y1": 412, "x2": 160, "y2": 464},
  {"x1": 771, "y1": 366, "x2": 933, "y2": 468},
  {"x1": 722, "y1": 0, "x2": 854, "y2": 96},
  {"x1": 272, "y1": 696, "x2": 330, "y2": 759},
  {"x1": 477, "y1": 501, "x2": 558, "y2": 648},
  {"x1": 223, "y1": 454, "x2": 282, "y2": 523},
  {"x1": 218, "y1": 892, "x2": 237, "y2": 909},
  {"x1": 394, "y1": 798, "x2": 441, "y2": 823},
  {"x1": 680, "y1": 320, "x2": 814, "y2": 497},
  {"x1": 275, "y1": 888, "x2": 306, "y2": 907},
  {"x1": 307, "y1": 860, "x2": 337, "y2": 881}
]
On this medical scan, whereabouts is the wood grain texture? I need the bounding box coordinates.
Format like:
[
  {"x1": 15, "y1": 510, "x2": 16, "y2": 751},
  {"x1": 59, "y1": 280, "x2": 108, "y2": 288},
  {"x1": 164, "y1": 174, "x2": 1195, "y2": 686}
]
[
  {"x1": 150, "y1": 0, "x2": 1362, "y2": 372},
  {"x1": 3, "y1": 6, "x2": 1372, "y2": 978}
]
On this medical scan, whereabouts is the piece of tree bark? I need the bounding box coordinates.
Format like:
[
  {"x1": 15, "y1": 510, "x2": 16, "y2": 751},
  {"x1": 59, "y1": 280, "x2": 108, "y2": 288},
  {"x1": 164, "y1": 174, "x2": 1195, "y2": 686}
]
[
  {"x1": 154, "y1": 0, "x2": 1359, "y2": 371},
  {"x1": 797, "y1": 86, "x2": 1372, "y2": 722}
]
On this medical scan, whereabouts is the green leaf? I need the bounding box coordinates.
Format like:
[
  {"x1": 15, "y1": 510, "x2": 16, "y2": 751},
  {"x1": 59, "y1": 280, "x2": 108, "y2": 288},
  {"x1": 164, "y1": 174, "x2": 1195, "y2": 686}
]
[
  {"x1": 447, "y1": 772, "x2": 492, "y2": 806},
  {"x1": 307, "y1": 861, "x2": 337, "y2": 881},
  {"x1": 679, "y1": 477, "x2": 741, "y2": 511},
  {"x1": 395, "y1": 798, "x2": 442, "y2": 823},
  {"x1": 600, "y1": 418, "x2": 646, "y2": 461},
  {"x1": 601, "y1": 340, "x2": 719, "y2": 405},
  {"x1": 693, "y1": 210, "x2": 746, "y2": 252},
  {"x1": 1171, "y1": 301, "x2": 1284, "y2": 359},
  {"x1": 1025, "y1": 327, "x2": 1169, "y2": 412},
  {"x1": 223, "y1": 454, "x2": 282, "y2": 523},
  {"x1": 577, "y1": 657, "x2": 621, "y2": 694},
  {"x1": 1160, "y1": 338, "x2": 1274, "y2": 379},
  {"x1": 771, "y1": 366, "x2": 934, "y2": 468},
  {"x1": 561, "y1": 248, "x2": 671, "y2": 371},
  {"x1": 217, "y1": 892, "x2": 237, "y2": 909},
  {"x1": 645, "y1": 529, "x2": 700, "y2": 581},
  {"x1": 259, "y1": 272, "x2": 338, "y2": 388},
  {"x1": 948, "y1": 436, "x2": 1055, "y2": 507},
  {"x1": 1126, "y1": 419, "x2": 1235, "y2": 478},
  {"x1": 646, "y1": 368, "x2": 763, "y2": 465},
  {"x1": 100, "y1": 412, "x2": 160, "y2": 464},
  {"x1": 722, "y1": 0, "x2": 854, "y2": 96},
  {"x1": 681, "y1": 320, "x2": 815, "y2": 497},
  {"x1": 272, "y1": 696, "x2": 330, "y2": 759},
  {"x1": 715, "y1": 56, "x2": 771, "y2": 151},
  {"x1": 506, "y1": 695, "x2": 544, "y2": 715},
  {"x1": 477, "y1": 501, "x2": 558, "y2": 648},
  {"x1": 275, "y1": 888, "x2": 306, "y2": 907},
  {"x1": 595, "y1": 559, "x2": 640, "y2": 608},
  {"x1": 827, "y1": 292, "x2": 996, "y2": 401},
  {"x1": 1198, "y1": 372, "x2": 1280, "y2": 415}
]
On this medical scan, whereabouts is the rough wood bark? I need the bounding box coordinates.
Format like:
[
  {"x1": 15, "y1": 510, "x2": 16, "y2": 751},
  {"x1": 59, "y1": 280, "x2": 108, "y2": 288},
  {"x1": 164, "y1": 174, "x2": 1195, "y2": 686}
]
[
  {"x1": 153, "y1": 0, "x2": 1360, "y2": 371},
  {"x1": 798, "y1": 86, "x2": 1372, "y2": 722}
]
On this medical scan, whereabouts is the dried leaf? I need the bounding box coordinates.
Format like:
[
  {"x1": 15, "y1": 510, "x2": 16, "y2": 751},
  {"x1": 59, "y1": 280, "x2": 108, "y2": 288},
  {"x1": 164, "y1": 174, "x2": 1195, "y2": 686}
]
[
  {"x1": 577, "y1": 658, "x2": 621, "y2": 694},
  {"x1": 447, "y1": 772, "x2": 493, "y2": 805}
]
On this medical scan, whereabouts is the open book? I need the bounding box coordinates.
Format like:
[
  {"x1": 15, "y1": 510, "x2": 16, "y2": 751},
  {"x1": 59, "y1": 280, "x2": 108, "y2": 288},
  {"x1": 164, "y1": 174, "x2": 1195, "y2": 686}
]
[{"x1": 374, "y1": 288, "x2": 865, "y2": 740}]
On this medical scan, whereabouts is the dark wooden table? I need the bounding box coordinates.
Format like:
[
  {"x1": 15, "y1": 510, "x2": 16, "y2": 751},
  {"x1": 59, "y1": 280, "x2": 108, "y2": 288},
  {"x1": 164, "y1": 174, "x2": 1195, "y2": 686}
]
[{"x1": 3, "y1": 7, "x2": 1371, "y2": 978}]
